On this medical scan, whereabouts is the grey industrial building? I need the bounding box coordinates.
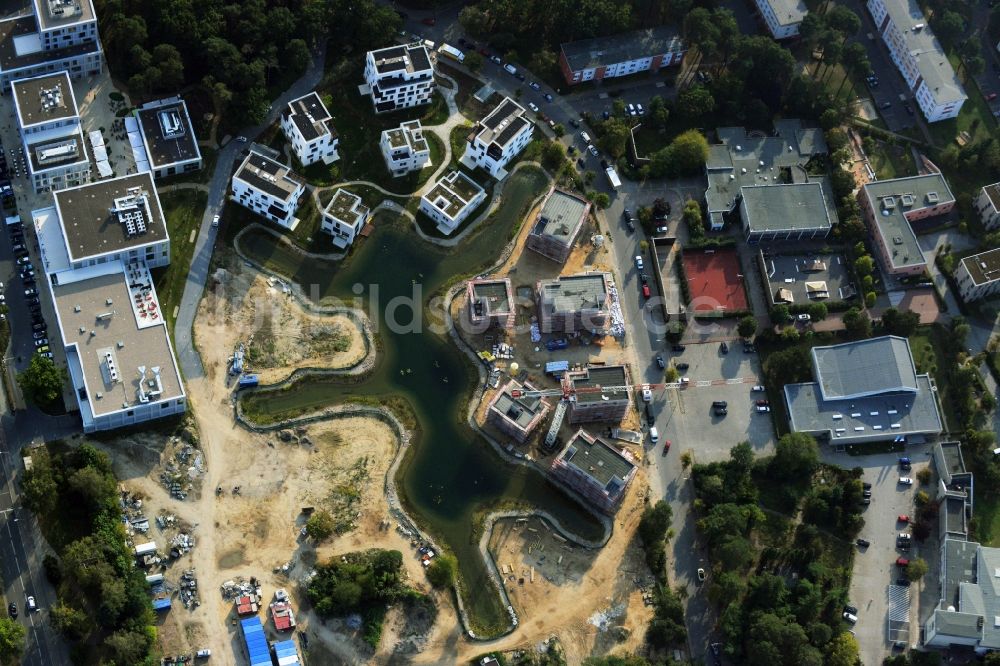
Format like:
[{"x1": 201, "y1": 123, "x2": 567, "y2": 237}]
[
  {"x1": 738, "y1": 181, "x2": 835, "y2": 243},
  {"x1": 784, "y1": 336, "x2": 943, "y2": 445}
]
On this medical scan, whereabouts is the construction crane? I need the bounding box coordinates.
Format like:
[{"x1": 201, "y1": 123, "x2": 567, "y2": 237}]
[{"x1": 511, "y1": 380, "x2": 671, "y2": 401}]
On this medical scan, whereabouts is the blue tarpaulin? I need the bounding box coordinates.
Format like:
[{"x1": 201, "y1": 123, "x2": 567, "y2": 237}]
[
  {"x1": 151, "y1": 597, "x2": 171, "y2": 611},
  {"x1": 545, "y1": 361, "x2": 569, "y2": 375},
  {"x1": 241, "y1": 617, "x2": 271, "y2": 666}
]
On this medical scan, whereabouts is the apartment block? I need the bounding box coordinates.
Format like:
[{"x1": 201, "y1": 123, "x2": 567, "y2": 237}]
[
  {"x1": 0, "y1": 0, "x2": 103, "y2": 91},
  {"x1": 460, "y1": 97, "x2": 533, "y2": 180},
  {"x1": 975, "y1": 183, "x2": 1000, "y2": 231},
  {"x1": 857, "y1": 174, "x2": 955, "y2": 276},
  {"x1": 132, "y1": 96, "x2": 202, "y2": 179},
  {"x1": 753, "y1": 0, "x2": 808, "y2": 39},
  {"x1": 231, "y1": 150, "x2": 305, "y2": 230},
  {"x1": 32, "y1": 172, "x2": 185, "y2": 432},
  {"x1": 486, "y1": 380, "x2": 549, "y2": 444},
  {"x1": 12, "y1": 70, "x2": 89, "y2": 193},
  {"x1": 281, "y1": 92, "x2": 339, "y2": 167},
  {"x1": 549, "y1": 429, "x2": 636, "y2": 514},
  {"x1": 525, "y1": 186, "x2": 591, "y2": 263},
  {"x1": 363, "y1": 43, "x2": 435, "y2": 114},
  {"x1": 380, "y1": 120, "x2": 430, "y2": 176},
  {"x1": 567, "y1": 365, "x2": 631, "y2": 425},
  {"x1": 955, "y1": 248, "x2": 1000, "y2": 303},
  {"x1": 321, "y1": 188, "x2": 370, "y2": 249},
  {"x1": 418, "y1": 170, "x2": 485, "y2": 235},
  {"x1": 867, "y1": 0, "x2": 966, "y2": 122},
  {"x1": 466, "y1": 278, "x2": 515, "y2": 330},
  {"x1": 558, "y1": 27, "x2": 686, "y2": 86},
  {"x1": 536, "y1": 272, "x2": 611, "y2": 334}
]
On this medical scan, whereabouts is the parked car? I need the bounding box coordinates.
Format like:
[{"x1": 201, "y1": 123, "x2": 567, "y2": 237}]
[
  {"x1": 719, "y1": 341, "x2": 729, "y2": 353},
  {"x1": 988, "y1": 93, "x2": 998, "y2": 101},
  {"x1": 855, "y1": 538, "x2": 870, "y2": 548},
  {"x1": 756, "y1": 399, "x2": 769, "y2": 406},
  {"x1": 797, "y1": 313, "x2": 811, "y2": 321},
  {"x1": 642, "y1": 283, "x2": 651, "y2": 299},
  {"x1": 543, "y1": 93, "x2": 553, "y2": 102},
  {"x1": 655, "y1": 224, "x2": 668, "y2": 235},
  {"x1": 634, "y1": 255, "x2": 644, "y2": 271},
  {"x1": 528, "y1": 81, "x2": 541, "y2": 91},
  {"x1": 898, "y1": 477, "x2": 913, "y2": 486},
  {"x1": 844, "y1": 604, "x2": 858, "y2": 615},
  {"x1": 655, "y1": 354, "x2": 665, "y2": 369},
  {"x1": 24, "y1": 287, "x2": 36, "y2": 297},
  {"x1": 898, "y1": 456, "x2": 911, "y2": 468},
  {"x1": 697, "y1": 568, "x2": 706, "y2": 582},
  {"x1": 676, "y1": 362, "x2": 689, "y2": 371},
  {"x1": 212, "y1": 214, "x2": 220, "y2": 227},
  {"x1": 714, "y1": 407, "x2": 728, "y2": 417},
  {"x1": 896, "y1": 577, "x2": 911, "y2": 587},
  {"x1": 636, "y1": 103, "x2": 644, "y2": 116},
  {"x1": 587, "y1": 144, "x2": 598, "y2": 157},
  {"x1": 712, "y1": 401, "x2": 728, "y2": 409},
  {"x1": 421, "y1": 17, "x2": 436, "y2": 26},
  {"x1": 569, "y1": 119, "x2": 580, "y2": 129},
  {"x1": 756, "y1": 405, "x2": 771, "y2": 413},
  {"x1": 662, "y1": 440, "x2": 671, "y2": 455},
  {"x1": 33, "y1": 338, "x2": 47, "y2": 347},
  {"x1": 25, "y1": 596, "x2": 35, "y2": 612},
  {"x1": 862, "y1": 482, "x2": 872, "y2": 490},
  {"x1": 898, "y1": 514, "x2": 909, "y2": 523},
  {"x1": 843, "y1": 612, "x2": 858, "y2": 624},
  {"x1": 641, "y1": 385, "x2": 652, "y2": 402},
  {"x1": 672, "y1": 344, "x2": 686, "y2": 352},
  {"x1": 896, "y1": 557, "x2": 909, "y2": 567},
  {"x1": 527, "y1": 102, "x2": 539, "y2": 113},
  {"x1": 627, "y1": 103, "x2": 636, "y2": 116},
  {"x1": 751, "y1": 384, "x2": 765, "y2": 392}
]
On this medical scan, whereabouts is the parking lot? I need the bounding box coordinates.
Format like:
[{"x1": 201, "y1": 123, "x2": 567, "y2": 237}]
[
  {"x1": 829, "y1": 448, "x2": 935, "y2": 665},
  {"x1": 658, "y1": 341, "x2": 775, "y2": 460},
  {"x1": 760, "y1": 251, "x2": 855, "y2": 305}
]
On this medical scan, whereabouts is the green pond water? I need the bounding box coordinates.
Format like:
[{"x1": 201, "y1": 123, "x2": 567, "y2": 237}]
[{"x1": 238, "y1": 168, "x2": 605, "y2": 633}]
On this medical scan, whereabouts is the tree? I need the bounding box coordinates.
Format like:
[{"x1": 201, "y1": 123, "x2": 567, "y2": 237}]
[
  {"x1": 881, "y1": 307, "x2": 920, "y2": 337},
  {"x1": 584, "y1": 655, "x2": 651, "y2": 666},
  {"x1": 737, "y1": 315, "x2": 757, "y2": 339},
  {"x1": 665, "y1": 366, "x2": 680, "y2": 383},
  {"x1": 826, "y1": 6, "x2": 861, "y2": 40},
  {"x1": 463, "y1": 50, "x2": 483, "y2": 73},
  {"x1": 666, "y1": 130, "x2": 709, "y2": 175},
  {"x1": 284, "y1": 39, "x2": 311, "y2": 76},
  {"x1": 677, "y1": 85, "x2": 715, "y2": 121},
  {"x1": 807, "y1": 302, "x2": 828, "y2": 321},
  {"x1": 541, "y1": 141, "x2": 566, "y2": 171},
  {"x1": 105, "y1": 628, "x2": 150, "y2": 665},
  {"x1": 934, "y1": 10, "x2": 965, "y2": 46},
  {"x1": 22, "y1": 453, "x2": 56, "y2": 515},
  {"x1": 18, "y1": 354, "x2": 67, "y2": 407},
  {"x1": 648, "y1": 95, "x2": 669, "y2": 129},
  {"x1": 426, "y1": 554, "x2": 456, "y2": 588},
  {"x1": 594, "y1": 193, "x2": 610, "y2": 210},
  {"x1": 67, "y1": 466, "x2": 117, "y2": 517},
  {"x1": 49, "y1": 602, "x2": 89, "y2": 639},
  {"x1": 826, "y1": 632, "x2": 860, "y2": 666},
  {"x1": 907, "y1": 557, "x2": 929, "y2": 582},
  {"x1": 458, "y1": 6, "x2": 491, "y2": 38},
  {"x1": 305, "y1": 509, "x2": 335, "y2": 541},
  {"x1": 598, "y1": 117, "x2": 631, "y2": 159},
  {"x1": 843, "y1": 308, "x2": 872, "y2": 339},
  {"x1": 639, "y1": 500, "x2": 673, "y2": 576},
  {"x1": 771, "y1": 304, "x2": 792, "y2": 325},
  {"x1": 853, "y1": 255, "x2": 874, "y2": 276},
  {"x1": 771, "y1": 433, "x2": 820, "y2": 480},
  {"x1": 0, "y1": 618, "x2": 25, "y2": 664},
  {"x1": 150, "y1": 43, "x2": 184, "y2": 91},
  {"x1": 529, "y1": 49, "x2": 558, "y2": 79}
]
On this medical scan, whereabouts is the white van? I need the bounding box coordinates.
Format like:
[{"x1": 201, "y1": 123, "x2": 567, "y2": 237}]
[
  {"x1": 649, "y1": 427, "x2": 659, "y2": 444},
  {"x1": 580, "y1": 130, "x2": 591, "y2": 143}
]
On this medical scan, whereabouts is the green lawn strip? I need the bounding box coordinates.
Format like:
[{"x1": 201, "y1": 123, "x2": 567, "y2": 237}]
[
  {"x1": 909, "y1": 327, "x2": 958, "y2": 432},
  {"x1": 153, "y1": 189, "x2": 208, "y2": 335},
  {"x1": 928, "y1": 54, "x2": 999, "y2": 148}
]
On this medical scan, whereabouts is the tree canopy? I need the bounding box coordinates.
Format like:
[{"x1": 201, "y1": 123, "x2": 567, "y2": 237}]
[{"x1": 18, "y1": 354, "x2": 67, "y2": 408}]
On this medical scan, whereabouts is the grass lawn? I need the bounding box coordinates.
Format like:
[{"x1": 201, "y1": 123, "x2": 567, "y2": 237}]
[
  {"x1": 928, "y1": 54, "x2": 999, "y2": 148},
  {"x1": 631, "y1": 124, "x2": 671, "y2": 159},
  {"x1": 449, "y1": 124, "x2": 472, "y2": 168},
  {"x1": 436, "y1": 62, "x2": 485, "y2": 114},
  {"x1": 153, "y1": 189, "x2": 208, "y2": 334},
  {"x1": 909, "y1": 327, "x2": 958, "y2": 432},
  {"x1": 976, "y1": 490, "x2": 1000, "y2": 547},
  {"x1": 289, "y1": 192, "x2": 324, "y2": 250},
  {"x1": 868, "y1": 140, "x2": 916, "y2": 180}
]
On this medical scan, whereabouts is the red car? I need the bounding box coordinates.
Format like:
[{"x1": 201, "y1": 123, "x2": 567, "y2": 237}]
[
  {"x1": 896, "y1": 557, "x2": 909, "y2": 567},
  {"x1": 756, "y1": 399, "x2": 769, "y2": 406},
  {"x1": 988, "y1": 93, "x2": 998, "y2": 101},
  {"x1": 662, "y1": 440, "x2": 671, "y2": 455},
  {"x1": 421, "y1": 17, "x2": 436, "y2": 26},
  {"x1": 642, "y1": 283, "x2": 651, "y2": 298},
  {"x1": 898, "y1": 514, "x2": 909, "y2": 524}
]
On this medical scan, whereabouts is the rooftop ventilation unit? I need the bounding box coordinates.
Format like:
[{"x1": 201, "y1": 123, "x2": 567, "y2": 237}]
[
  {"x1": 900, "y1": 193, "x2": 915, "y2": 207},
  {"x1": 926, "y1": 191, "x2": 940, "y2": 204},
  {"x1": 883, "y1": 196, "x2": 897, "y2": 210}
]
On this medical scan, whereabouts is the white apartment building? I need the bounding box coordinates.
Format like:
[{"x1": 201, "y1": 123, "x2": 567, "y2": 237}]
[
  {"x1": 753, "y1": 0, "x2": 808, "y2": 39},
  {"x1": 955, "y1": 248, "x2": 1000, "y2": 303},
  {"x1": 460, "y1": 97, "x2": 533, "y2": 180},
  {"x1": 364, "y1": 43, "x2": 435, "y2": 114},
  {"x1": 132, "y1": 97, "x2": 202, "y2": 179},
  {"x1": 975, "y1": 183, "x2": 1000, "y2": 231},
  {"x1": 867, "y1": 0, "x2": 966, "y2": 122},
  {"x1": 280, "y1": 91, "x2": 339, "y2": 167},
  {"x1": 321, "y1": 188, "x2": 370, "y2": 249},
  {"x1": 12, "y1": 71, "x2": 90, "y2": 193},
  {"x1": 231, "y1": 150, "x2": 305, "y2": 230},
  {"x1": 419, "y1": 170, "x2": 486, "y2": 235},
  {"x1": 0, "y1": 0, "x2": 103, "y2": 91},
  {"x1": 32, "y1": 172, "x2": 185, "y2": 432},
  {"x1": 380, "y1": 120, "x2": 430, "y2": 176}
]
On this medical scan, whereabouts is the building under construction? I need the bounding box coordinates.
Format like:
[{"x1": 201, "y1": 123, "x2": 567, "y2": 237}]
[
  {"x1": 549, "y1": 429, "x2": 637, "y2": 514},
  {"x1": 487, "y1": 379, "x2": 551, "y2": 444},
  {"x1": 566, "y1": 365, "x2": 630, "y2": 424},
  {"x1": 466, "y1": 278, "x2": 516, "y2": 329},
  {"x1": 536, "y1": 272, "x2": 611, "y2": 334}
]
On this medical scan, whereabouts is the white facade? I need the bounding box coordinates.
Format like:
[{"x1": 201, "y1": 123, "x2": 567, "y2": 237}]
[
  {"x1": 280, "y1": 92, "x2": 339, "y2": 167},
  {"x1": 753, "y1": 0, "x2": 807, "y2": 39},
  {"x1": 419, "y1": 170, "x2": 486, "y2": 235},
  {"x1": 867, "y1": 0, "x2": 966, "y2": 122},
  {"x1": 380, "y1": 120, "x2": 430, "y2": 176},
  {"x1": 976, "y1": 183, "x2": 1000, "y2": 231},
  {"x1": 321, "y1": 188, "x2": 370, "y2": 249},
  {"x1": 133, "y1": 97, "x2": 202, "y2": 180},
  {"x1": 364, "y1": 43, "x2": 435, "y2": 114},
  {"x1": 231, "y1": 151, "x2": 305, "y2": 230},
  {"x1": 460, "y1": 97, "x2": 533, "y2": 180},
  {"x1": 955, "y1": 248, "x2": 1000, "y2": 303},
  {"x1": 12, "y1": 71, "x2": 90, "y2": 193}
]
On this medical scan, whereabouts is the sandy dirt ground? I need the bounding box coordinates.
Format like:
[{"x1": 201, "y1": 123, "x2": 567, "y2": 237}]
[{"x1": 198, "y1": 259, "x2": 366, "y2": 385}]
